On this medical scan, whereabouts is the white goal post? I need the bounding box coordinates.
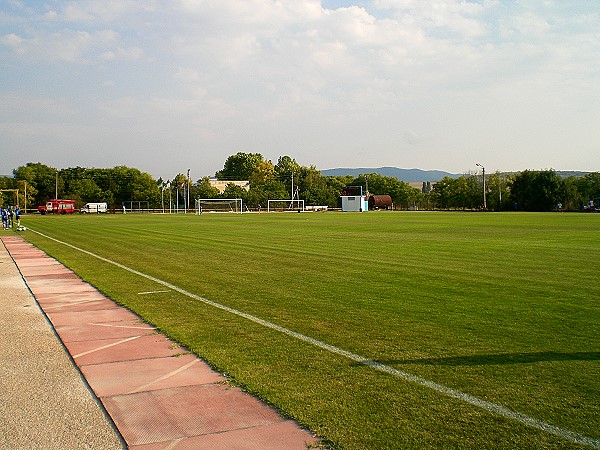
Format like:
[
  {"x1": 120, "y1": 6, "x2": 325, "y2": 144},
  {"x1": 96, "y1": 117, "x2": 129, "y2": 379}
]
[
  {"x1": 267, "y1": 199, "x2": 305, "y2": 212},
  {"x1": 196, "y1": 198, "x2": 243, "y2": 214}
]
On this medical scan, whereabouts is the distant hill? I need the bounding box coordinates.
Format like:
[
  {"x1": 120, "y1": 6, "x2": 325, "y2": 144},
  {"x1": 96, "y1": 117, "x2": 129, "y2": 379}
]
[
  {"x1": 321, "y1": 167, "x2": 592, "y2": 182},
  {"x1": 555, "y1": 171, "x2": 590, "y2": 178},
  {"x1": 321, "y1": 167, "x2": 460, "y2": 182}
]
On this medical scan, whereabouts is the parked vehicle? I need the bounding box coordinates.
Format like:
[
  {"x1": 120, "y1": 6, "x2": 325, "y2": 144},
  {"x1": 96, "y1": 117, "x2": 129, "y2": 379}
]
[
  {"x1": 38, "y1": 199, "x2": 76, "y2": 215},
  {"x1": 81, "y1": 202, "x2": 108, "y2": 214}
]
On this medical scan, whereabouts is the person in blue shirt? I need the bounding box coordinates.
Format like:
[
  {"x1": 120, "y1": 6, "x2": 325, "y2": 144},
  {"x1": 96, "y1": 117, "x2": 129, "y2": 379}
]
[
  {"x1": 15, "y1": 206, "x2": 21, "y2": 227},
  {"x1": 1, "y1": 207, "x2": 8, "y2": 230}
]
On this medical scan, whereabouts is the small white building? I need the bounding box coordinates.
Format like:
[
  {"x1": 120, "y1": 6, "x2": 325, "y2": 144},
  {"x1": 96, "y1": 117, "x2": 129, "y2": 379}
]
[
  {"x1": 341, "y1": 195, "x2": 368, "y2": 212},
  {"x1": 340, "y1": 186, "x2": 368, "y2": 212}
]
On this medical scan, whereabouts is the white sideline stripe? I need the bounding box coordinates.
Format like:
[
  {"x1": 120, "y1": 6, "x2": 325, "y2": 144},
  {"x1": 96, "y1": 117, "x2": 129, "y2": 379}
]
[{"x1": 28, "y1": 228, "x2": 600, "y2": 449}]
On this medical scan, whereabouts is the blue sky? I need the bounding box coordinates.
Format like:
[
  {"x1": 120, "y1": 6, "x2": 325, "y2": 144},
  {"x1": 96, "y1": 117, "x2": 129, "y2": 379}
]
[{"x1": 2, "y1": 0, "x2": 599, "y2": 180}]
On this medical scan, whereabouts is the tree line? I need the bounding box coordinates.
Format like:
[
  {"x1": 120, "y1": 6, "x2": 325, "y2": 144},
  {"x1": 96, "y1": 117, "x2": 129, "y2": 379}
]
[{"x1": 1, "y1": 156, "x2": 599, "y2": 212}]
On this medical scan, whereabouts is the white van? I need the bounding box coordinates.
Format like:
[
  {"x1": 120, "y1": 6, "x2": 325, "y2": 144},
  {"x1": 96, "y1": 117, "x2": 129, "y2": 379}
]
[{"x1": 81, "y1": 202, "x2": 108, "y2": 214}]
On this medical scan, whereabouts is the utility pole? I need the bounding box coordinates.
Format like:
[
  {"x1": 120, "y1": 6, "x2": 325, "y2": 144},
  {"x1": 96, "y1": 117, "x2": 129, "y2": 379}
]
[
  {"x1": 187, "y1": 169, "x2": 191, "y2": 212},
  {"x1": 476, "y1": 163, "x2": 486, "y2": 210}
]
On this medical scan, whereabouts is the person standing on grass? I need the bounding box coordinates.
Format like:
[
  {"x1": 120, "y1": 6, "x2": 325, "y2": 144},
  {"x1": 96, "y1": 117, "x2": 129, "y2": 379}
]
[
  {"x1": 1, "y1": 207, "x2": 7, "y2": 230},
  {"x1": 15, "y1": 206, "x2": 21, "y2": 227}
]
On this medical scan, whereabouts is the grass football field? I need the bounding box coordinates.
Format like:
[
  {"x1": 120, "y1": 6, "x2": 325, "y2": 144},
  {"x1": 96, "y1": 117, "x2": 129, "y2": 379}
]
[{"x1": 17, "y1": 211, "x2": 600, "y2": 449}]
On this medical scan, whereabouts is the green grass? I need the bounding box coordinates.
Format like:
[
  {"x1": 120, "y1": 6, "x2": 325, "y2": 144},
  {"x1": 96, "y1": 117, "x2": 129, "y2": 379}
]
[{"x1": 18, "y1": 212, "x2": 600, "y2": 449}]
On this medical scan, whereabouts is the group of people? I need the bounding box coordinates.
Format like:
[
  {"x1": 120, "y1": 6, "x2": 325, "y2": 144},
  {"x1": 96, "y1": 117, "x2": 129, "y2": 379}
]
[{"x1": 1, "y1": 205, "x2": 21, "y2": 230}]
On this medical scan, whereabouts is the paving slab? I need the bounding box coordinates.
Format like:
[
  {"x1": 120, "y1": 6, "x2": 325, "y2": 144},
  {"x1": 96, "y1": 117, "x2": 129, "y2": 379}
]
[
  {"x1": 130, "y1": 421, "x2": 322, "y2": 450},
  {"x1": 103, "y1": 384, "x2": 287, "y2": 446},
  {"x1": 0, "y1": 235, "x2": 124, "y2": 450},
  {"x1": 80, "y1": 354, "x2": 224, "y2": 397},
  {"x1": 65, "y1": 333, "x2": 187, "y2": 366},
  {"x1": 35, "y1": 290, "x2": 110, "y2": 304},
  {"x1": 45, "y1": 306, "x2": 140, "y2": 326},
  {"x1": 42, "y1": 297, "x2": 123, "y2": 312},
  {"x1": 55, "y1": 319, "x2": 156, "y2": 342},
  {"x1": 2, "y1": 235, "x2": 320, "y2": 449}
]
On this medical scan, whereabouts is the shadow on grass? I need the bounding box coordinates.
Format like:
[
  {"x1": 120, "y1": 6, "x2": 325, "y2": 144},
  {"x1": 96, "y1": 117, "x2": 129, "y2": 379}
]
[{"x1": 375, "y1": 351, "x2": 600, "y2": 367}]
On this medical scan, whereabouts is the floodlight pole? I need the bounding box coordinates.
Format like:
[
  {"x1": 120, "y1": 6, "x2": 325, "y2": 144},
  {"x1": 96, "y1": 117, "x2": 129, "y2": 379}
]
[
  {"x1": 187, "y1": 169, "x2": 190, "y2": 212},
  {"x1": 476, "y1": 163, "x2": 486, "y2": 210},
  {"x1": 168, "y1": 184, "x2": 172, "y2": 213}
]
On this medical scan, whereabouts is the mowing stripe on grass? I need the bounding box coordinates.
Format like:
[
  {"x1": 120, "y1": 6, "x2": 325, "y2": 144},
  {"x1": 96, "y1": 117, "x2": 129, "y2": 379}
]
[{"x1": 28, "y1": 228, "x2": 600, "y2": 449}]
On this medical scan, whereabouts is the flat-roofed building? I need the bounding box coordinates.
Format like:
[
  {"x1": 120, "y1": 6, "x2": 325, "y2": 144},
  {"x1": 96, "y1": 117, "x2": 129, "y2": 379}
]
[{"x1": 209, "y1": 180, "x2": 250, "y2": 194}]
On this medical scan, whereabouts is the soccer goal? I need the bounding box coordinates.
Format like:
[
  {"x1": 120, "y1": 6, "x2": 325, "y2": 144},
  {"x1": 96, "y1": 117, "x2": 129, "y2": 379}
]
[
  {"x1": 122, "y1": 201, "x2": 150, "y2": 213},
  {"x1": 267, "y1": 199, "x2": 305, "y2": 212},
  {"x1": 196, "y1": 198, "x2": 243, "y2": 214}
]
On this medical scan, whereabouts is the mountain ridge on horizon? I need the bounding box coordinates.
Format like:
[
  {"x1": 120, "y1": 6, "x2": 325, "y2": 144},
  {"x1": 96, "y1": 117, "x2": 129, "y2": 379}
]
[
  {"x1": 320, "y1": 167, "x2": 591, "y2": 182},
  {"x1": 320, "y1": 167, "x2": 460, "y2": 182}
]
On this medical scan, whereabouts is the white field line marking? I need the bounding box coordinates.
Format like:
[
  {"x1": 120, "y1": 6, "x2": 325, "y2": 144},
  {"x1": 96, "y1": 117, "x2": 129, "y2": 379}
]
[
  {"x1": 44, "y1": 299, "x2": 100, "y2": 310},
  {"x1": 89, "y1": 322, "x2": 155, "y2": 330},
  {"x1": 73, "y1": 335, "x2": 141, "y2": 359},
  {"x1": 137, "y1": 290, "x2": 170, "y2": 295},
  {"x1": 27, "y1": 229, "x2": 600, "y2": 449},
  {"x1": 128, "y1": 359, "x2": 200, "y2": 394}
]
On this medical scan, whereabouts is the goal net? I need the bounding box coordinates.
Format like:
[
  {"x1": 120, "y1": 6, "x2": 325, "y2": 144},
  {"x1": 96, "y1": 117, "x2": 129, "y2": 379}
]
[
  {"x1": 267, "y1": 199, "x2": 305, "y2": 212},
  {"x1": 122, "y1": 201, "x2": 150, "y2": 213},
  {"x1": 196, "y1": 198, "x2": 243, "y2": 214}
]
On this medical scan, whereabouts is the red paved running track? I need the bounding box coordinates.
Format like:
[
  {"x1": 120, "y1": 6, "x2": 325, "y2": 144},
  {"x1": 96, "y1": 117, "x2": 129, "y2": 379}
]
[{"x1": 2, "y1": 235, "x2": 319, "y2": 449}]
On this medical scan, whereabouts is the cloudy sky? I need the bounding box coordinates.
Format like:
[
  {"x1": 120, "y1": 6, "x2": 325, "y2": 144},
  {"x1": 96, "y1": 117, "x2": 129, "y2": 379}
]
[{"x1": 2, "y1": 1, "x2": 599, "y2": 180}]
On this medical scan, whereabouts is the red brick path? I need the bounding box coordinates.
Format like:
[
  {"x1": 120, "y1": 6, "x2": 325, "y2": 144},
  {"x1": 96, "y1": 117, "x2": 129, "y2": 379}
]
[{"x1": 2, "y1": 235, "x2": 319, "y2": 449}]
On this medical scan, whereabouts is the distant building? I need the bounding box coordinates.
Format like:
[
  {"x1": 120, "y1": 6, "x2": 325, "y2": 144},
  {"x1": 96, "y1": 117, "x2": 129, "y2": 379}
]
[
  {"x1": 408, "y1": 182, "x2": 434, "y2": 193},
  {"x1": 209, "y1": 179, "x2": 250, "y2": 194}
]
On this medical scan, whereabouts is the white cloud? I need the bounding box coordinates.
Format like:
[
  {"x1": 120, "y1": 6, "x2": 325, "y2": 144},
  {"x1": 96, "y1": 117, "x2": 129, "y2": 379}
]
[
  {"x1": 1, "y1": 0, "x2": 600, "y2": 177},
  {"x1": 374, "y1": 0, "x2": 488, "y2": 38},
  {"x1": 53, "y1": 0, "x2": 156, "y2": 23},
  {"x1": 1, "y1": 28, "x2": 121, "y2": 62}
]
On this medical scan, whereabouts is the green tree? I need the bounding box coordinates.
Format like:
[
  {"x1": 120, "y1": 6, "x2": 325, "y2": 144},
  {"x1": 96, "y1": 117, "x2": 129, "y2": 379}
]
[
  {"x1": 193, "y1": 177, "x2": 220, "y2": 200},
  {"x1": 13, "y1": 162, "x2": 57, "y2": 206},
  {"x1": 510, "y1": 170, "x2": 563, "y2": 211},
  {"x1": 275, "y1": 155, "x2": 302, "y2": 187},
  {"x1": 249, "y1": 160, "x2": 277, "y2": 187},
  {"x1": 246, "y1": 180, "x2": 288, "y2": 208},
  {"x1": 216, "y1": 152, "x2": 264, "y2": 180},
  {"x1": 222, "y1": 183, "x2": 248, "y2": 201},
  {"x1": 487, "y1": 172, "x2": 511, "y2": 211},
  {"x1": 430, "y1": 177, "x2": 453, "y2": 209},
  {"x1": 450, "y1": 175, "x2": 480, "y2": 210},
  {"x1": 0, "y1": 176, "x2": 17, "y2": 206},
  {"x1": 574, "y1": 172, "x2": 600, "y2": 209},
  {"x1": 70, "y1": 178, "x2": 104, "y2": 204},
  {"x1": 347, "y1": 173, "x2": 420, "y2": 209},
  {"x1": 298, "y1": 167, "x2": 335, "y2": 206}
]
